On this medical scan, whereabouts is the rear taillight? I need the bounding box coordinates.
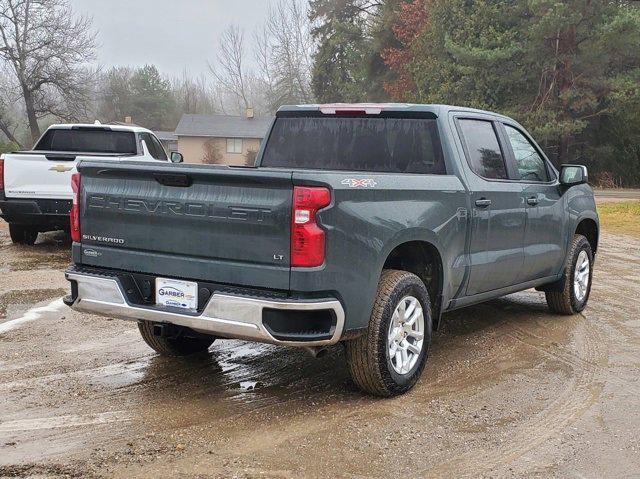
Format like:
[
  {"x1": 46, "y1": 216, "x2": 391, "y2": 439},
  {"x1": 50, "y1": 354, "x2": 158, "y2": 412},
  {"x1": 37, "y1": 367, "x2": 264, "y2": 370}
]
[
  {"x1": 0, "y1": 157, "x2": 5, "y2": 191},
  {"x1": 70, "y1": 172, "x2": 81, "y2": 242},
  {"x1": 291, "y1": 186, "x2": 331, "y2": 267}
]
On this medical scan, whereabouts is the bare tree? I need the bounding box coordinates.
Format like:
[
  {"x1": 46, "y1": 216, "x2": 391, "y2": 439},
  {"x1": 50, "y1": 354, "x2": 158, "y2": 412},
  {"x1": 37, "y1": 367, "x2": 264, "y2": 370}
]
[
  {"x1": 255, "y1": 0, "x2": 314, "y2": 111},
  {"x1": 0, "y1": 110, "x2": 22, "y2": 147},
  {"x1": 209, "y1": 25, "x2": 251, "y2": 113},
  {"x1": 207, "y1": 1, "x2": 315, "y2": 116},
  {"x1": 0, "y1": 73, "x2": 22, "y2": 147},
  {"x1": 202, "y1": 139, "x2": 223, "y2": 164},
  {"x1": 0, "y1": 0, "x2": 97, "y2": 143},
  {"x1": 172, "y1": 70, "x2": 218, "y2": 116}
]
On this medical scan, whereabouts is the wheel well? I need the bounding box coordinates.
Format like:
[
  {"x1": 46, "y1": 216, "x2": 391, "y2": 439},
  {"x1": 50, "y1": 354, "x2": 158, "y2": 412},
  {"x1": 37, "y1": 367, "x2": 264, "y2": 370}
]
[
  {"x1": 576, "y1": 219, "x2": 598, "y2": 253},
  {"x1": 383, "y1": 241, "x2": 444, "y2": 328}
]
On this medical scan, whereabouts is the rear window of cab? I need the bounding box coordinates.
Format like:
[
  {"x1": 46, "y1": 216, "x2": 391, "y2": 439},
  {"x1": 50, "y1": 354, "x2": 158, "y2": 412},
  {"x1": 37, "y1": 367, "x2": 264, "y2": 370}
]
[
  {"x1": 261, "y1": 116, "x2": 446, "y2": 175},
  {"x1": 35, "y1": 128, "x2": 137, "y2": 155}
]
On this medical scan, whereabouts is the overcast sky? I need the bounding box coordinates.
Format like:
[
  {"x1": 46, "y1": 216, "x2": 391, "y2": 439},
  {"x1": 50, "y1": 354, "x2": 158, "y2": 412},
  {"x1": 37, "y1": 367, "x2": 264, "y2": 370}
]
[{"x1": 69, "y1": 0, "x2": 271, "y2": 78}]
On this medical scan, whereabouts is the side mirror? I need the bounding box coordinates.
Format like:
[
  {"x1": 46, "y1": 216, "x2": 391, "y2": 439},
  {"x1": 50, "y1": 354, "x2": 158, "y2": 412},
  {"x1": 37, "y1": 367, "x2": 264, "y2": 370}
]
[
  {"x1": 170, "y1": 152, "x2": 184, "y2": 163},
  {"x1": 560, "y1": 164, "x2": 588, "y2": 187}
]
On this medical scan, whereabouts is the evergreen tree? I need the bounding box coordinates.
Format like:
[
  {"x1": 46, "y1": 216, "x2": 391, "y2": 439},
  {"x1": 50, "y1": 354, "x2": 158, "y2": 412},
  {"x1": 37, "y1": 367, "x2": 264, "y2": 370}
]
[
  {"x1": 309, "y1": 0, "x2": 374, "y2": 102},
  {"x1": 98, "y1": 65, "x2": 176, "y2": 130},
  {"x1": 309, "y1": 0, "x2": 411, "y2": 102},
  {"x1": 364, "y1": 1, "x2": 408, "y2": 100},
  {"x1": 130, "y1": 65, "x2": 176, "y2": 131},
  {"x1": 383, "y1": 0, "x2": 640, "y2": 179}
]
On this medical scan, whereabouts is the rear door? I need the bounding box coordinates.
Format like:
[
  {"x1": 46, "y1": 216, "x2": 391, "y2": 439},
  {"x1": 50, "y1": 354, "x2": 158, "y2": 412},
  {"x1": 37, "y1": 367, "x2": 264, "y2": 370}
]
[
  {"x1": 500, "y1": 123, "x2": 565, "y2": 281},
  {"x1": 455, "y1": 116, "x2": 526, "y2": 295},
  {"x1": 77, "y1": 161, "x2": 293, "y2": 291}
]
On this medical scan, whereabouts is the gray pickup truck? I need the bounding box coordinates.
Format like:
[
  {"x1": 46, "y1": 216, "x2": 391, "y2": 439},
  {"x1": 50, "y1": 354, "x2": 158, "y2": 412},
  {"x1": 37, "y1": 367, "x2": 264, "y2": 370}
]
[{"x1": 63, "y1": 104, "x2": 599, "y2": 396}]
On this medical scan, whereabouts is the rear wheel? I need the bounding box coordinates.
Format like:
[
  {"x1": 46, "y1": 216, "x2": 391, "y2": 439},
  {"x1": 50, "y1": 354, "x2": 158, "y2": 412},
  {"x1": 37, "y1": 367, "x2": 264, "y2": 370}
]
[
  {"x1": 346, "y1": 270, "x2": 432, "y2": 397},
  {"x1": 545, "y1": 234, "x2": 593, "y2": 315},
  {"x1": 138, "y1": 321, "x2": 216, "y2": 356},
  {"x1": 9, "y1": 224, "x2": 39, "y2": 245}
]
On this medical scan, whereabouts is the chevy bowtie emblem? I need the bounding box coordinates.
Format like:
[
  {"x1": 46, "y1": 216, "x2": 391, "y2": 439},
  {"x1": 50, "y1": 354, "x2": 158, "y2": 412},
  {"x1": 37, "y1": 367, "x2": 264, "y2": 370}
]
[{"x1": 49, "y1": 165, "x2": 73, "y2": 173}]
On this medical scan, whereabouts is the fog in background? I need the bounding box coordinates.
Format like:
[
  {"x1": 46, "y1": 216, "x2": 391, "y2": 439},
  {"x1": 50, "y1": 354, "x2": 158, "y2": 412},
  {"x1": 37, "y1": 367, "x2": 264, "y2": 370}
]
[{"x1": 69, "y1": 0, "x2": 271, "y2": 76}]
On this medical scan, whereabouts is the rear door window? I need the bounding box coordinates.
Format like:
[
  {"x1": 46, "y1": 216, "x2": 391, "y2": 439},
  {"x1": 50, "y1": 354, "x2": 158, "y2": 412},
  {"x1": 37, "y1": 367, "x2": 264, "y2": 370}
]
[
  {"x1": 35, "y1": 128, "x2": 137, "y2": 154},
  {"x1": 261, "y1": 116, "x2": 446, "y2": 174},
  {"x1": 457, "y1": 119, "x2": 508, "y2": 180}
]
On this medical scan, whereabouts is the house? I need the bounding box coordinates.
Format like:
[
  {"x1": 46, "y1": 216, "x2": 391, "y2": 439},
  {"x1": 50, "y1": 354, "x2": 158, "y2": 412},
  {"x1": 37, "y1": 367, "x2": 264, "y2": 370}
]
[{"x1": 174, "y1": 110, "x2": 273, "y2": 165}]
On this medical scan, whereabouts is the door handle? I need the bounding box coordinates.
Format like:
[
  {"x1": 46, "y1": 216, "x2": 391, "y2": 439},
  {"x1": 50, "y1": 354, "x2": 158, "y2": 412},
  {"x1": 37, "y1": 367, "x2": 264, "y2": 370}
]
[
  {"x1": 475, "y1": 198, "x2": 492, "y2": 208},
  {"x1": 526, "y1": 196, "x2": 539, "y2": 206}
]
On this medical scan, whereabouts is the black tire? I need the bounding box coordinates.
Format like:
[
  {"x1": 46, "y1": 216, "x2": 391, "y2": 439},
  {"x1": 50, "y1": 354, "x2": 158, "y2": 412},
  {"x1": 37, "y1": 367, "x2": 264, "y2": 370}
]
[
  {"x1": 345, "y1": 269, "x2": 432, "y2": 397},
  {"x1": 138, "y1": 321, "x2": 216, "y2": 356},
  {"x1": 546, "y1": 234, "x2": 593, "y2": 315},
  {"x1": 9, "y1": 224, "x2": 39, "y2": 245}
]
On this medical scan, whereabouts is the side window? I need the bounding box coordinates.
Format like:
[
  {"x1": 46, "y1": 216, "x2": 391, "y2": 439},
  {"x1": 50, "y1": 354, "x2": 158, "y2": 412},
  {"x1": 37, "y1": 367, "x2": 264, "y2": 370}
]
[
  {"x1": 504, "y1": 125, "x2": 549, "y2": 182},
  {"x1": 458, "y1": 119, "x2": 508, "y2": 180},
  {"x1": 139, "y1": 133, "x2": 165, "y2": 161},
  {"x1": 150, "y1": 134, "x2": 168, "y2": 161}
]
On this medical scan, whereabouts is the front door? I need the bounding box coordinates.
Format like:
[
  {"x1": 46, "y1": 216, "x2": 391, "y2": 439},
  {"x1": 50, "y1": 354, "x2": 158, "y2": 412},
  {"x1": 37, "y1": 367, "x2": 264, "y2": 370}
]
[
  {"x1": 455, "y1": 118, "x2": 526, "y2": 296},
  {"x1": 501, "y1": 123, "x2": 566, "y2": 282}
]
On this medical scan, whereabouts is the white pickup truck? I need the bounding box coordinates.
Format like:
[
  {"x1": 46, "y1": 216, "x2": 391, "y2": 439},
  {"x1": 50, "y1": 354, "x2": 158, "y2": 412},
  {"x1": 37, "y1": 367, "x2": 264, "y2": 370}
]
[{"x1": 0, "y1": 123, "x2": 182, "y2": 245}]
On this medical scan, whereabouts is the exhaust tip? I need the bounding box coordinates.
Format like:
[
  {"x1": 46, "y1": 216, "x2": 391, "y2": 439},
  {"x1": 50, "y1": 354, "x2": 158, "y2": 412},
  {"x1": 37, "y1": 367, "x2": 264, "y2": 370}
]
[{"x1": 303, "y1": 346, "x2": 329, "y2": 358}]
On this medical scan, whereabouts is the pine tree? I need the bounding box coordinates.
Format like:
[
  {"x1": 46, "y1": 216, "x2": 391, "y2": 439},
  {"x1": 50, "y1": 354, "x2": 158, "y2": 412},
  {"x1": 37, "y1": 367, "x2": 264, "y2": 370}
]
[
  {"x1": 130, "y1": 65, "x2": 176, "y2": 131},
  {"x1": 309, "y1": 0, "x2": 372, "y2": 102},
  {"x1": 383, "y1": 0, "x2": 640, "y2": 177}
]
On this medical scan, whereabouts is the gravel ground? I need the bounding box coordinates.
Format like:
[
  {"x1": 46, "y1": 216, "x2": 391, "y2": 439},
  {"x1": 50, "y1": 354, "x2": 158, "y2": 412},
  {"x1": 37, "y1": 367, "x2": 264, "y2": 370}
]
[{"x1": 0, "y1": 219, "x2": 639, "y2": 478}]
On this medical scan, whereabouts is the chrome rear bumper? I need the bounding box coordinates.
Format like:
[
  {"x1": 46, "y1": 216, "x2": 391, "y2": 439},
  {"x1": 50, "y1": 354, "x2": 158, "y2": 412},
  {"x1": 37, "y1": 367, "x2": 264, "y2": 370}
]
[{"x1": 65, "y1": 271, "x2": 345, "y2": 347}]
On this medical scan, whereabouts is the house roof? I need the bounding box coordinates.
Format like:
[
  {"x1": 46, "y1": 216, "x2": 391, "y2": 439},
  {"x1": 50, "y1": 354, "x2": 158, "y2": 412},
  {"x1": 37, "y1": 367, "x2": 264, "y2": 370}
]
[
  {"x1": 175, "y1": 114, "x2": 273, "y2": 139},
  {"x1": 154, "y1": 130, "x2": 178, "y2": 141}
]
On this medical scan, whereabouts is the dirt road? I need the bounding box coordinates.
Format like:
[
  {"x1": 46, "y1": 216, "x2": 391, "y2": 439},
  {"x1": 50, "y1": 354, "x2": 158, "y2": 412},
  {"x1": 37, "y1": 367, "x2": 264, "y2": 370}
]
[
  {"x1": 1, "y1": 220, "x2": 639, "y2": 478},
  {"x1": 595, "y1": 189, "x2": 640, "y2": 203}
]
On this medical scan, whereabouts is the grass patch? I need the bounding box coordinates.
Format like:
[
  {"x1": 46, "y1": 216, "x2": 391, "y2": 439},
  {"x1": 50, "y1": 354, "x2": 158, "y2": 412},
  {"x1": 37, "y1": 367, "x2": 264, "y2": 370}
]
[{"x1": 597, "y1": 201, "x2": 640, "y2": 237}]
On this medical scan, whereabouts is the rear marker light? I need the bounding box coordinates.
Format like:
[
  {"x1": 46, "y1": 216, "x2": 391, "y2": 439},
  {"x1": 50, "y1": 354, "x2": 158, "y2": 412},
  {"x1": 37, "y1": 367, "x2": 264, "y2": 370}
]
[
  {"x1": 0, "y1": 157, "x2": 4, "y2": 191},
  {"x1": 319, "y1": 103, "x2": 385, "y2": 115},
  {"x1": 70, "y1": 172, "x2": 81, "y2": 243},
  {"x1": 291, "y1": 186, "x2": 331, "y2": 267}
]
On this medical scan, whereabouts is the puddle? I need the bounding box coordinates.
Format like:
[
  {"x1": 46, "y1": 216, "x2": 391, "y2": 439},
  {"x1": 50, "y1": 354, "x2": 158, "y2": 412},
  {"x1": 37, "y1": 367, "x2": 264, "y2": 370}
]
[{"x1": 0, "y1": 289, "x2": 66, "y2": 321}]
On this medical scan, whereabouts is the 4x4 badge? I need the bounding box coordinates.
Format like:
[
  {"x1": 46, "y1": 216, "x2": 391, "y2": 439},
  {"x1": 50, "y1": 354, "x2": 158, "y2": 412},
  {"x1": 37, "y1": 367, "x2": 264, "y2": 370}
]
[{"x1": 341, "y1": 178, "x2": 377, "y2": 188}]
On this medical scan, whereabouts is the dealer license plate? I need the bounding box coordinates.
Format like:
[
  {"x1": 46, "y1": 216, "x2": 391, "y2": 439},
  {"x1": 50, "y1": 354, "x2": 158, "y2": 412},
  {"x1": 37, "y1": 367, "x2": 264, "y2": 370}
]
[{"x1": 156, "y1": 278, "x2": 198, "y2": 310}]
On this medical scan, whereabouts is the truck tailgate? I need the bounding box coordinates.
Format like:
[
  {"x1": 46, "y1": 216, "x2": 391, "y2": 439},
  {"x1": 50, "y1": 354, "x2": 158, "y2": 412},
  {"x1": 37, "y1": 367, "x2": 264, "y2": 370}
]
[
  {"x1": 4, "y1": 152, "x2": 128, "y2": 200},
  {"x1": 4, "y1": 153, "x2": 78, "y2": 199},
  {"x1": 76, "y1": 161, "x2": 293, "y2": 291}
]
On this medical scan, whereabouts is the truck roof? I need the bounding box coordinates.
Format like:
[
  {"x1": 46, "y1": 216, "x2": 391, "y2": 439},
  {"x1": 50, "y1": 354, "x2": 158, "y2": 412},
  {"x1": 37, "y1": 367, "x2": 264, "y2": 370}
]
[
  {"x1": 45, "y1": 123, "x2": 154, "y2": 134},
  {"x1": 277, "y1": 103, "x2": 513, "y2": 121}
]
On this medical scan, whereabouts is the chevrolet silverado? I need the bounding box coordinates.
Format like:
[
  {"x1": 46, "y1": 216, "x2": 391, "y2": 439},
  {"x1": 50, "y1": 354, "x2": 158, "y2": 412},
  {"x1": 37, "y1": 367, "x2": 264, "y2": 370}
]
[{"x1": 63, "y1": 104, "x2": 599, "y2": 396}]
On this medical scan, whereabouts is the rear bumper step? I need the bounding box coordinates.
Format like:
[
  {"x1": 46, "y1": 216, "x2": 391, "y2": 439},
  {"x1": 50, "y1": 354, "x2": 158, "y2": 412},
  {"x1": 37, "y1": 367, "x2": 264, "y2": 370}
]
[{"x1": 65, "y1": 270, "x2": 345, "y2": 347}]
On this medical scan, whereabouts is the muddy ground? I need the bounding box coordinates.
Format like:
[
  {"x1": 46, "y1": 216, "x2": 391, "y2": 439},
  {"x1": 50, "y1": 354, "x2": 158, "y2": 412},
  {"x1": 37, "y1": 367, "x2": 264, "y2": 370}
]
[{"x1": 0, "y1": 219, "x2": 639, "y2": 478}]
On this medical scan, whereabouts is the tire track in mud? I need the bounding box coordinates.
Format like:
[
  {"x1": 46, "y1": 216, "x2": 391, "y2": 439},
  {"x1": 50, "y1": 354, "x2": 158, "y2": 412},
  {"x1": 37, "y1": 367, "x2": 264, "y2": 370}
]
[{"x1": 424, "y1": 304, "x2": 610, "y2": 476}]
